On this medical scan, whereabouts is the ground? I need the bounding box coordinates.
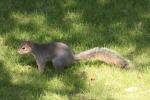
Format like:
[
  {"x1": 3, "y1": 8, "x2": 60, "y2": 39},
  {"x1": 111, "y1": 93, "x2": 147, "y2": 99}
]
[{"x1": 0, "y1": 0, "x2": 150, "y2": 100}]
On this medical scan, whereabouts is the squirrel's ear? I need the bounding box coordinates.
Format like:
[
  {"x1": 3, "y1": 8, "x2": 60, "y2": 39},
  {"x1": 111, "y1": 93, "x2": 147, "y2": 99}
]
[{"x1": 27, "y1": 41, "x2": 33, "y2": 47}]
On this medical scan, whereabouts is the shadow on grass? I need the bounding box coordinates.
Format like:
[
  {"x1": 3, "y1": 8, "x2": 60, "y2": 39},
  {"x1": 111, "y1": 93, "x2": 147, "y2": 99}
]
[
  {"x1": 2, "y1": 0, "x2": 149, "y2": 58},
  {"x1": 0, "y1": 60, "x2": 45, "y2": 100},
  {"x1": 45, "y1": 66, "x2": 87, "y2": 98},
  {"x1": 1, "y1": 0, "x2": 149, "y2": 44},
  {"x1": 0, "y1": 58, "x2": 87, "y2": 99},
  {"x1": 0, "y1": 60, "x2": 11, "y2": 86}
]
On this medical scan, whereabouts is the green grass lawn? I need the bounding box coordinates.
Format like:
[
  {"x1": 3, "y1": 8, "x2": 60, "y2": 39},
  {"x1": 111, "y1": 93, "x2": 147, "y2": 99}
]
[{"x1": 0, "y1": 0, "x2": 150, "y2": 100}]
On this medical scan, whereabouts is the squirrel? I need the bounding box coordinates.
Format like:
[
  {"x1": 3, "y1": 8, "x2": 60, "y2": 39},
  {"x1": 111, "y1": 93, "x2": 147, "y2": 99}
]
[{"x1": 18, "y1": 41, "x2": 129, "y2": 73}]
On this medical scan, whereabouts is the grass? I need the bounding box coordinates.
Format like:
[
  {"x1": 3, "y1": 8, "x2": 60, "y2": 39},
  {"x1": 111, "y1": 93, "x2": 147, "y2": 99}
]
[{"x1": 0, "y1": 0, "x2": 150, "y2": 99}]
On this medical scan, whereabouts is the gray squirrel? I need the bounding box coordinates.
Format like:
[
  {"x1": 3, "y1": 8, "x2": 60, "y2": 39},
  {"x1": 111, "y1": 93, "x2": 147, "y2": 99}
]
[{"x1": 18, "y1": 41, "x2": 129, "y2": 73}]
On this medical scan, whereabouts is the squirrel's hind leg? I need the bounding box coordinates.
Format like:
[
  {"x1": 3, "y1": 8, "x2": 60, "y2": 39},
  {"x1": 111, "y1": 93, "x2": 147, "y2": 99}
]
[{"x1": 52, "y1": 57, "x2": 71, "y2": 70}]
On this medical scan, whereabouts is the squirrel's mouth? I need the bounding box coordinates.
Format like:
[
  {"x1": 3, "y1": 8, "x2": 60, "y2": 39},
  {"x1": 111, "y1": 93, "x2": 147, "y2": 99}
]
[
  {"x1": 17, "y1": 49, "x2": 24, "y2": 54},
  {"x1": 17, "y1": 50, "x2": 22, "y2": 54}
]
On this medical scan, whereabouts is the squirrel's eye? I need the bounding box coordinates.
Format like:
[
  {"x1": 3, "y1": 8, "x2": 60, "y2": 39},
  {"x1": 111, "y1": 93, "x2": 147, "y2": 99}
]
[{"x1": 22, "y1": 47, "x2": 25, "y2": 49}]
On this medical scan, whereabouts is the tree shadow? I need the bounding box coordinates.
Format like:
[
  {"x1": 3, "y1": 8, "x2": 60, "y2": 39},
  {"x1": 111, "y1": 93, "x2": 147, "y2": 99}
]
[
  {"x1": 2, "y1": 0, "x2": 149, "y2": 49},
  {"x1": 43, "y1": 63, "x2": 88, "y2": 98},
  {"x1": 0, "y1": 60, "x2": 45, "y2": 100},
  {"x1": 17, "y1": 59, "x2": 88, "y2": 98},
  {"x1": 0, "y1": 60, "x2": 11, "y2": 86}
]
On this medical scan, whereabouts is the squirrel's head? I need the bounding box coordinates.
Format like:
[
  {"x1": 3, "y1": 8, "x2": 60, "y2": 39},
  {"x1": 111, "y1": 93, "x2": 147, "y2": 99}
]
[{"x1": 18, "y1": 41, "x2": 33, "y2": 54}]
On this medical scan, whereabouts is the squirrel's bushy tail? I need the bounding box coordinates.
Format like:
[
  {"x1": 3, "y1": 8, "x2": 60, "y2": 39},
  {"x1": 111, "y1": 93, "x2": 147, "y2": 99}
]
[{"x1": 74, "y1": 47, "x2": 129, "y2": 68}]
